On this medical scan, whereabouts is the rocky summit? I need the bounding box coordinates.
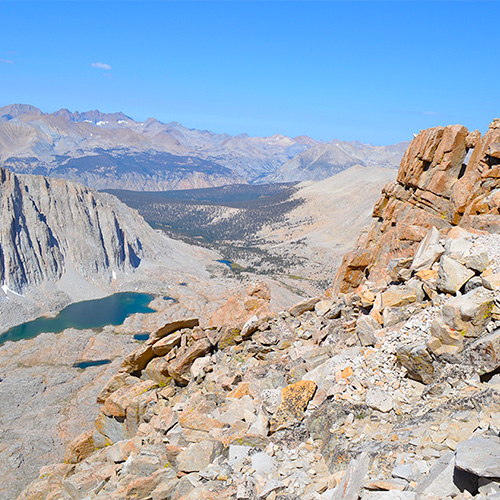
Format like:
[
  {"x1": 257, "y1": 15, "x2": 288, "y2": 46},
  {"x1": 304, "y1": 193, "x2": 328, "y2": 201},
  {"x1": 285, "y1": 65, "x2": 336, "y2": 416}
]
[{"x1": 16, "y1": 120, "x2": 500, "y2": 500}]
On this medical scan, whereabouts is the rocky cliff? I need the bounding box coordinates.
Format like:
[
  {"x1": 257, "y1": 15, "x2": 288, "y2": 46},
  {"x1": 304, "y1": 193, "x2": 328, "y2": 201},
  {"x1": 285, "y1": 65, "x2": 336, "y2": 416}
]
[
  {"x1": 0, "y1": 167, "x2": 146, "y2": 293},
  {"x1": 334, "y1": 119, "x2": 500, "y2": 293},
  {"x1": 16, "y1": 120, "x2": 500, "y2": 500}
]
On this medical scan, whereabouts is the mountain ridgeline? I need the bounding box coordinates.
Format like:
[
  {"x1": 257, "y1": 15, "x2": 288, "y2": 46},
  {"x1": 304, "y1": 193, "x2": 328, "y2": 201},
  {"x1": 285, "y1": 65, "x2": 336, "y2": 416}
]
[{"x1": 0, "y1": 104, "x2": 408, "y2": 190}]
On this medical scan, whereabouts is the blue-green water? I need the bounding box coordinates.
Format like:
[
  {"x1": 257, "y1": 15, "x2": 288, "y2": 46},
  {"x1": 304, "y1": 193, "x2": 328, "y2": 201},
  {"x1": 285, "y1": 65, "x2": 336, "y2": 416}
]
[
  {"x1": 133, "y1": 333, "x2": 150, "y2": 341},
  {"x1": 73, "y1": 359, "x2": 112, "y2": 369},
  {"x1": 0, "y1": 292, "x2": 155, "y2": 346}
]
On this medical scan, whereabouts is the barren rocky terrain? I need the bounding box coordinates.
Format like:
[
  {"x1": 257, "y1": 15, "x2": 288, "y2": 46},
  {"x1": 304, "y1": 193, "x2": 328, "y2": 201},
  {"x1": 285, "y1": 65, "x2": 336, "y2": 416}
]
[{"x1": 15, "y1": 119, "x2": 500, "y2": 500}]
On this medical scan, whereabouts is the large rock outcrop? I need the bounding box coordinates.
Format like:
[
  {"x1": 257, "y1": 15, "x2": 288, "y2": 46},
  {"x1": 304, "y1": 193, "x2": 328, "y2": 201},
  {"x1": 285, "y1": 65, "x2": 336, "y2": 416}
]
[
  {"x1": 0, "y1": 167, "x2": 150, "y2": 293},
  {"x1": 335, "y1": 119, "x2": 500, "y2": 293}
]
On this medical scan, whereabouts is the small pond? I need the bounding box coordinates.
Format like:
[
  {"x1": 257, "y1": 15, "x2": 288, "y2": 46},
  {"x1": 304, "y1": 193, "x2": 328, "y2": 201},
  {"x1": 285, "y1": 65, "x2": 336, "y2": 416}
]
[
  {"x1": 0, "y1": 292, "x2": 155, "y2": 346},
  {"x1": 216, "y1": 259, "x2": 246, "y2": 271},
  {"x1": 73, "y1": 359, "x2": 112, "y2": 369}
]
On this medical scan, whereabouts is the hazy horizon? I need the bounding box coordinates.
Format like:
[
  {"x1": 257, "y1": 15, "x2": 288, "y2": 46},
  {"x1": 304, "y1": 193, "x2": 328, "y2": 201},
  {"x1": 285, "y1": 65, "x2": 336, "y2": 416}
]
[{"x1": 1, "y1": 1, "x2": 499, "y2": 144}]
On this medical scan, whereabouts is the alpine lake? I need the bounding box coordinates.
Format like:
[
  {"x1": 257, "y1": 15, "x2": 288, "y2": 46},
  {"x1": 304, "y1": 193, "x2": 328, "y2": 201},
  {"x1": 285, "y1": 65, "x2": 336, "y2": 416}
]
[{"x1": 0, "y1": 292, "x2": 156, "y2": 346}]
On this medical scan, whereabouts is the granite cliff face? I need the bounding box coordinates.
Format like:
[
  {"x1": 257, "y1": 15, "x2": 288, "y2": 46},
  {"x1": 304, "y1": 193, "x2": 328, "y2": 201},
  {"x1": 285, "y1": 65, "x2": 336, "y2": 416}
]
[
  {"x1": 0, "y1": 166, "x2": 241, "y2": 335},
  {"x1": 0, "y1": 167, "x2": 147, "y2": 293},
  {"x1": 335, "y1": 119, "x2": 500, "y2": 293}
]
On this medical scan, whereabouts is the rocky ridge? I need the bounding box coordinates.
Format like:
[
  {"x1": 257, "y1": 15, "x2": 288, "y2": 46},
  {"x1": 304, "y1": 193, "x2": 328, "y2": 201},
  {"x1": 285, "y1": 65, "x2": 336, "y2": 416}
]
[
  {"x1": 335, "y1": 119, "x2": 500, "y2": 293},
  {"x1": 0, "y1": 167, "x2": 146, "y2": 293},
  {"x1": 18, "y1": 120, "x2": 500, "y2": 500},
  {"x1": 0, "y1": 104, "x2": 406, "y2": 190},
  {"x1": 264, "y1": 141, "x2": 408, "y2": 184}
]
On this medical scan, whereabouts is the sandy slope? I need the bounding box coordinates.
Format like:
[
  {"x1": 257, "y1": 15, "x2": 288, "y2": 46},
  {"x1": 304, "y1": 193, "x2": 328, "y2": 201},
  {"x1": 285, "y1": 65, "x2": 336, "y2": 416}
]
[{"x1": 258, "y1": 165, "x2": 396, "y2": 285}]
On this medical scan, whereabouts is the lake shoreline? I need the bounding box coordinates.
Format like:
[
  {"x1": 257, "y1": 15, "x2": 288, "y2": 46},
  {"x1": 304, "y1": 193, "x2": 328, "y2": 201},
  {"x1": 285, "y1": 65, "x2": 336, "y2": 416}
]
[{"x1": 0, "y1": 292, "x2": 156, "y2": 347}]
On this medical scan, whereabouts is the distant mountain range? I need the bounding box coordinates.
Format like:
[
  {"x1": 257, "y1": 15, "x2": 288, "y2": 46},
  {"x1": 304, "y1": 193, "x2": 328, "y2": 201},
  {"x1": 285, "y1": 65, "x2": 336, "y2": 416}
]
[{"x1": 0, "y1": 104, "x2": 409, "y2": 190}]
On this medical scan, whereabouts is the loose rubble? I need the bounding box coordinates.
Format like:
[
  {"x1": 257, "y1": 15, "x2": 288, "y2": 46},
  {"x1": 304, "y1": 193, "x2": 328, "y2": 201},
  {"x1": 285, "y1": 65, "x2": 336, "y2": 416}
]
[{"x1": 18, "y1": 120, "x2": 500, "y2": 499}]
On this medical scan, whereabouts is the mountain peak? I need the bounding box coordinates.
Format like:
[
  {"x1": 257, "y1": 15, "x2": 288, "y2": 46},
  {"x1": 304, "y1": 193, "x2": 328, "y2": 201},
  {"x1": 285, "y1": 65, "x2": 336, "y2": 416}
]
[
  {"x1": 51, "y1": 108, "x2": 132, "y2": 124},
  {"x1": 0, "y1": 104, "x2": 43, "y2": 121}
]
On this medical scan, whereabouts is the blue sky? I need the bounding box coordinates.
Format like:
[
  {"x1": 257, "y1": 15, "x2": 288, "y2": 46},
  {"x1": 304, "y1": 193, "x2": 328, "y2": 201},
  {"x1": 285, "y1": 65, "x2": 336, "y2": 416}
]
[{"x1": 0, "y1": 1, "x2": 499, "y2": 144}]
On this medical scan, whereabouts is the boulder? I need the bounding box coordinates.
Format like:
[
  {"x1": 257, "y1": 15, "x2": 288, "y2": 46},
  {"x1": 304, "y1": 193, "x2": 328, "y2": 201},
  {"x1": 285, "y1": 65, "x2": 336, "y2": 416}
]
[
  {"x1": 96, "y1": 372, "x2": 140, "y2": 404},
  {"x1": 120, "y1": 343, "x2": 155, "y2": 374},
  {"x1": 176, "y1": 440, "x2": 224, "y2": 473},
  {"x1": 391, "y1": 462, "x2": 424, "y2": 483},
  {"x1": 190, "y1": 356, "x2": 212, "y2": 381},
  {"x1": 428, "y1": 315, "x2": 465, "y2": 356},
  {"x1": 482, "y1": 273, "x2": 500, "y2": 291},
  {"x1": 328, "y1": 452, "x2": 370, "y2": 500},
  {"x1": 381, "y1": 287, "x2": 418, "y2": 310},
  {"x1": 463, "y1": 252, "x2": 490, "y2": 273},
  {"x1": 467, "y1": 329, "x2": 500, "y2": 375},
  {"x1": 289, "y1": 297, "x2": 321, "y2": 317},
  {"x1": 410, "y1": 226, "x2": 444, "y2": 272},
  {"x1": 143, "y1": 357, "x2": 171, "y2": 384},
  {"x1": 240, "y1": 315, "x2": 260, "y2": 338},
  {"x1": 102, "y1": 380, "x2": 158, "y2": 418},
  {"x1": 150, "y1": 407, "x2": 178, "y2": 435},
  {"x1": 63, "y1": 431, "x2": 94, "y2": 464},
  {"x1": 168, "y1": 339, "x2": 212, "y2": 385},
  {"x1": 383, "y1": 307, "x2": 412, "y2": 328},
  {"x1": 356, "y1": 315, "x2": 380, "y2": 347},
  {"x1": 436, "y1": 255, "x2": 475, "y2": 294},
  {"x1": 146, "y1": 318, "x2": 199, "y2": 346},
  {"x1": 444, "y1": 237, "x2": 473, "y2": 260},
  {"x1": 440, "y1": 288, "x2": 494, "y2": 338},
  {"x1": 365, "y1": 387, "x2": 393, "y2": 413},
  {"x1": 315, "y1": 299, "x2": 336, "y2": 316},
  {"x1": 414, "y1": 452, "x2": 460, "y2": 498},
  {"x1": 269, "y1": 380, "x2": 316, "y2": 432},
  {"x1": 396, "y1": 342, "x2": 435, "y2": 384},
  {"x1": 151, "y1": 332, "x2": 182, "y2": 356},
  {"x1": 455, "y1": 436, "x2": 500, "y2": 478}
]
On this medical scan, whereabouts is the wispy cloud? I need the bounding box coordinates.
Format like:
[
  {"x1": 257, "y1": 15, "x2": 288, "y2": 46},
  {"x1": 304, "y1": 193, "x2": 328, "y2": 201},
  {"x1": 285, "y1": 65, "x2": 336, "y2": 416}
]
[
  {"x1": 0, "y1": 58, "x2": 13, "y2": 64},
  {"x1": 103, "y1": 73, "x2": 112, "y2": 79},
  {"x1": 91, "y1": 62, "x2": 112, "y2": 70},
  {"x1": 423, "y1": 111, "x2": 438, "y2": 116}
]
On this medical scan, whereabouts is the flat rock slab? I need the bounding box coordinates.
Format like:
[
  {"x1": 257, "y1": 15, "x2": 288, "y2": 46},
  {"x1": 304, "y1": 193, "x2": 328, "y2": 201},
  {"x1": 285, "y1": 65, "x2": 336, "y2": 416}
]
[
  {"x1": 455, "y1": 435, "x2": 500, "y2": 478},
  {"x1": 414, "y1": 452, "x2": 459, "y2": 498},
  {"x1": 147, "y1": 318, "x2": 199, "y2": 345},
  {"x1": 289, "y1": 297, "x2": 320, "y2": 317},
  {"x1": 176, "y1": 440, "x2": 223, "y2": 473},
  {"x1": 328, "y1": 452, "x2": 369, "y2": 500},
  {"x1": 366, "y1": 387, "x2": 393, "y2": 413},
  {"x1": 269, "y1": 380, "x2": 316, "y2": 432}
]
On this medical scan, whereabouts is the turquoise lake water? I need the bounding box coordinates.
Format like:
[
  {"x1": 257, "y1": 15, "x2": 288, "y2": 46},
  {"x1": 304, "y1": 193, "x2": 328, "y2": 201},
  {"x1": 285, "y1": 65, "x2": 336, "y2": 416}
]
[{"x1": 0, "y1": 292, "x2": 155, "y2": 346}]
